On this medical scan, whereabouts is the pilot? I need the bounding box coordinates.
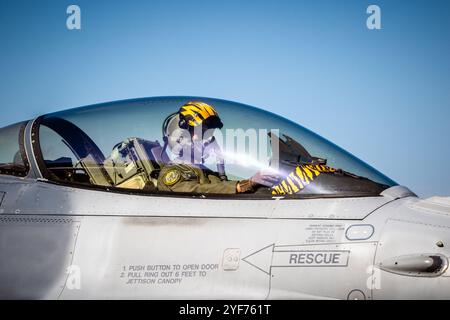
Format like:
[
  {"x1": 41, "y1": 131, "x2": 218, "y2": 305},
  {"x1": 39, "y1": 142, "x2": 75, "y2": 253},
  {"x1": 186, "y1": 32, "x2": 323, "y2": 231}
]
[{"x1": 158, "y1": 101, "x2": 278, "y2": 194}]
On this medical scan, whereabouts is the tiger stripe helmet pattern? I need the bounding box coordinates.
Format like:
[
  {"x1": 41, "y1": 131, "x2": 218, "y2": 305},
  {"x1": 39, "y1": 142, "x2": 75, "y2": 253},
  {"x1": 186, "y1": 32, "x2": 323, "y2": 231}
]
[{"x1": 179, "y1": 101, "x2": 221, "y2": 127}]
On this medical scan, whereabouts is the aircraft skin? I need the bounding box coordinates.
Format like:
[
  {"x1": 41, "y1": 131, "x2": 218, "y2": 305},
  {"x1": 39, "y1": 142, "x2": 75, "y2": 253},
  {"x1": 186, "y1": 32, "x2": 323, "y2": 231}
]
[{"x1": 0, "y1": 97, "x2": 449, "y2": 300}]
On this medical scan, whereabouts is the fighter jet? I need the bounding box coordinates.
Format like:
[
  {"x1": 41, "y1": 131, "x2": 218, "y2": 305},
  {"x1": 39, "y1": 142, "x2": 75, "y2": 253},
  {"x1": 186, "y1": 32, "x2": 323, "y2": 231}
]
[{"x1": 0, "y1": 96, "x2": 449, "y2": 300}]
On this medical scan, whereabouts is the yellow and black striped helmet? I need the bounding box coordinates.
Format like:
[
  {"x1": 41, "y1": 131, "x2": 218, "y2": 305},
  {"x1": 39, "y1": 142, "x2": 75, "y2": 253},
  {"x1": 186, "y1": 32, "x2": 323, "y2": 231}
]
[{"x1": 178, "y1": 101, "x2": 223, "y2": 129}]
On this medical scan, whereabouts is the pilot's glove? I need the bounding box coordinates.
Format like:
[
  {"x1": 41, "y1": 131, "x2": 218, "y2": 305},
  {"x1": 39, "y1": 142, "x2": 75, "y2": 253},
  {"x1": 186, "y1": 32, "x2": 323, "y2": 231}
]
[{"x1": 237, "y1": 171, "x2": 280, "y2": 193}]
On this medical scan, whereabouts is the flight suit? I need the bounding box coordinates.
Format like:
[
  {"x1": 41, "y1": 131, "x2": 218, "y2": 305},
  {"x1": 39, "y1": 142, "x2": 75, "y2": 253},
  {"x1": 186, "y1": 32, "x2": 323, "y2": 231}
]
[{"x1": 157, "y1": 163, "x2": 237, "y2": 194}]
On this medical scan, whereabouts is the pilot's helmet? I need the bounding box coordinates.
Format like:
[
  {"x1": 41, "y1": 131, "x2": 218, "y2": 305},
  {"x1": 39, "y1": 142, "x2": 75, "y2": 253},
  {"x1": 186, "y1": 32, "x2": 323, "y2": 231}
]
[
  {"x1": 178, "y1": 101, "x2": 223, "y2": 131},
  {"x1": 163, "y1": 101, "x2": 224, "y2": 164}
]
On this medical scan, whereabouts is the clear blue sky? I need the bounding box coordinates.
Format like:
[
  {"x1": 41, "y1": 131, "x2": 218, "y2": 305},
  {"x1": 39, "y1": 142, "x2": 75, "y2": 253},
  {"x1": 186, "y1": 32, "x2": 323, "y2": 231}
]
[{"x1": 0, "y1": 0, "x2": 449, "y2": 197}]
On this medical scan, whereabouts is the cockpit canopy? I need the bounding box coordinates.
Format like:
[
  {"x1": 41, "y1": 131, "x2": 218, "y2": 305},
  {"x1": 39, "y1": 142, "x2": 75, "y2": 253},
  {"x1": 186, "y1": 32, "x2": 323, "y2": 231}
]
[
  {"x1": 2, "y1": 97, "x2": 396, "y2": 198},
  {"x1": 0, "y1": 122, "x2": 28, "y2": 177}
]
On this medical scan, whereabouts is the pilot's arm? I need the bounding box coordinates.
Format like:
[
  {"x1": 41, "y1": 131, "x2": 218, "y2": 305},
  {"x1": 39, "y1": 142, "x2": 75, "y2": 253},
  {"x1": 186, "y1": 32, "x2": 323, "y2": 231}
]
[
  {"x1": 157, "y1": 164, "x2": 238, "y2": 194},
  {"x1": 157, "y1": 164, "x2": 279, "y2": 194}
]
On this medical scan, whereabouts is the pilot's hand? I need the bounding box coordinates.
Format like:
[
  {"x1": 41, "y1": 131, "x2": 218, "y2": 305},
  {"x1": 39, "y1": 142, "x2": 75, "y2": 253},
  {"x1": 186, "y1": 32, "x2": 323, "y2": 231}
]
[{"x1": 237, "y1": 171, "x2": 280, "y2": 193}]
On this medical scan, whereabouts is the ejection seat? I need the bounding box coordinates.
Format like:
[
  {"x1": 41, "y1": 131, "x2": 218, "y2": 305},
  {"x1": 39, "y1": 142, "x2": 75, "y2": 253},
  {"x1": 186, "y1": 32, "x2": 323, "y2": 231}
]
[{"x1": 103, "y1": 138, "x2": 170, "y2": 191}]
